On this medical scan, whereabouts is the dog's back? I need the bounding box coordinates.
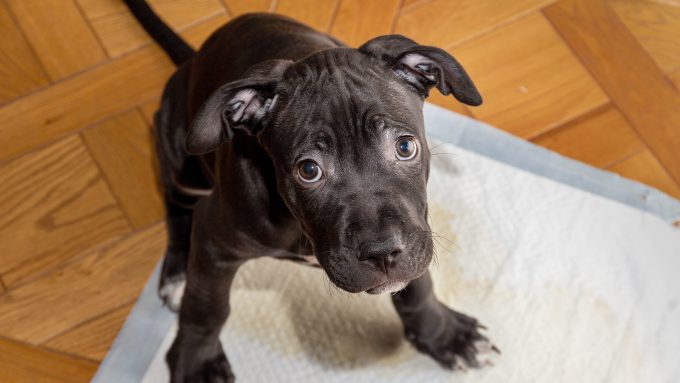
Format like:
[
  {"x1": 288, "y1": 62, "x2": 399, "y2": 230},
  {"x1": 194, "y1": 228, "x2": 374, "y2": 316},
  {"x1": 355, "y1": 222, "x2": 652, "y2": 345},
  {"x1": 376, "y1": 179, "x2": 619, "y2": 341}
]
[{"x1": 188, "y1": 13, "x2": 343, "y2": 116}]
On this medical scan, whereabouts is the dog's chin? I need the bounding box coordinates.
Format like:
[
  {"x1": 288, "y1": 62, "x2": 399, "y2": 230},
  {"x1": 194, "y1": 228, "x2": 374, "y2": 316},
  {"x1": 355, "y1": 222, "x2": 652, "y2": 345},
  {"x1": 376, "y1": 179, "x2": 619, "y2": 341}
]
[{"x1": 364, "y1": 280, "x2": 410, "y2": 295}]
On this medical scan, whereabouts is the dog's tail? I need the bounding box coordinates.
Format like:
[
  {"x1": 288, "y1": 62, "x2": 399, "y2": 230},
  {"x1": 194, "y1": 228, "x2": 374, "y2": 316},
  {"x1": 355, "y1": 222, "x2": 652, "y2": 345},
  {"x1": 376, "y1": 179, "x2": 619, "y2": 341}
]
[{"x1": 123, "y1": 0, "x2": 194, "y2": 65}]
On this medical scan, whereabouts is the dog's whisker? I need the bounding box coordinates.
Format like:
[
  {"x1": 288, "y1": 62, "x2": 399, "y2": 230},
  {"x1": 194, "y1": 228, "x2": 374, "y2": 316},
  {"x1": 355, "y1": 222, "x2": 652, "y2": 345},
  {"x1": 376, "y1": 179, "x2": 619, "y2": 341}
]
[{"x1": 428, "y1": 142, "x2": 447, "y2": 150}]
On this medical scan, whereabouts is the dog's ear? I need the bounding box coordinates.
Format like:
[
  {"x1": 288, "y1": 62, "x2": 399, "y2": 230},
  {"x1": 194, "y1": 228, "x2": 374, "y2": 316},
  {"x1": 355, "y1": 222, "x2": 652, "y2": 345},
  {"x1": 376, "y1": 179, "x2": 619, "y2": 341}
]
[
  {"x1": 186, "y1": 59, "x2": 293, "y2": 155},
  {"x1": 359, "y1": 35, "x2": 482, "y2": 106}
]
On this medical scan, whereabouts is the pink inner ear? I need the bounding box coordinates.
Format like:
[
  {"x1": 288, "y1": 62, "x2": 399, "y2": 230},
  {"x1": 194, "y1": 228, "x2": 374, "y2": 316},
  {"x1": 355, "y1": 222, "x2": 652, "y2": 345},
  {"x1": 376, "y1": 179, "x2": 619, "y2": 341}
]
[
  {"x1": 400, "y1": 53, "x2": 436, "y2": 81},
  {"x1": 401, "y1": 53, "x2": 426, "y2": 67},
  {"x1": 228, "y1": 89, "x2": 261, "y2": 123}
]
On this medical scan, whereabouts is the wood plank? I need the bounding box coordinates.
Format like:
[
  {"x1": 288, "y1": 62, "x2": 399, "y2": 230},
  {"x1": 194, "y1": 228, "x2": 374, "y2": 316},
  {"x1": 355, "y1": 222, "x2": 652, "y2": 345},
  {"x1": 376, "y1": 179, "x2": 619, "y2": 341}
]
[
  {"x1": 0, "y1": 224, "x2": 165, "y2": 344},
  {"x1": 426, "y1": 90, "x2": 473, "y2": 117},
  {"x1": 78, "y1": 0, "x2": 226, "y2": 57},
  {"x1": 395, "y1": 0, "x2": 555, "y2": 49},
  {"x1": 0, "y1": 136, "x2": 131, "y2": 288},
  {"x1": 275, "y1": 0, "x2": 337, "y2": 31},
  {"x1": 402, "y1": 0, "x2": 428, "y2": 8},
  {"x1": 330, "y1": 0, "x2": 401, "y2": 47},
  {"x1": 7, "y1": 0, "x2": 107, "y2": 81},
  {"x1": 545, "y1": 0, "x2": 680, "y2": 186},
  {"x1": 671, "y1": 69, "x2": 680, "y2": 92},
  {"x1": 0, "y1": 42, "x2": 174, "y2": 163},
  {"x1": 139, "y1": 99, "x2": 161, "y2": 126},
  {"x1": 0, "y1": 337, "x2": 98, "y2": 383},
  {"x1": 609, "y1": 150, "x2": 680, "y2": 200},
  {"x1": 532, "y1": 105, "x2": 644, "y2": 168},
  {"x1": 223, "y1": 0, "x2": 274, "y2": 16},
  {"x1": 448, "y1": 12, "x2": 608, "y2": 138},
  {"x1": 0, "y1": 1, "x2": 49, "y2": 104},
  {"x1": 609, "y1": 0, "x2": 680, "y2": 74},
  {"x1": 0, "y1": 12, "x2": 235, "y2": 163},
  {"x1": 123, "y1": 12, "x2": 229, "y2": 95},
  {"x1": 181, "y1": 13, "x2": 231, "y2": 49},
  {"x1": 81, "y1": 111, "x2": 164, "y2": 229},
  {"x1": 44, "y1": 303, "x2": 134, "y2": 362}
]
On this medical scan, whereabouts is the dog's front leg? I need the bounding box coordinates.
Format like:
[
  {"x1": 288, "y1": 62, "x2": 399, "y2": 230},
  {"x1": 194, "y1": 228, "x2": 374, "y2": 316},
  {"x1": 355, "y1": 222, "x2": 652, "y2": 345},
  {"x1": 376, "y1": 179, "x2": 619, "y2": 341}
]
[
  {"x1": 392, "y1": 271, "x2": 498, "y2": 370},
  {"x1": 166, "y1": 235, "x2": 242, "y2": 383}
]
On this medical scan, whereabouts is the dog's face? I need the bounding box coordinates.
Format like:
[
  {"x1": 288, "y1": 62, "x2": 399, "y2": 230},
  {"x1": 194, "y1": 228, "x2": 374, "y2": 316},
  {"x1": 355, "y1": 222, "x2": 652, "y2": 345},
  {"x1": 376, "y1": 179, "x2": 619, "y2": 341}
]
[
  {"x1": 263, "y1": 51, "x2": 433, "y2": 294},
  {"x1": 186, "y1": 36, "x2": 481, "y2": 294}
]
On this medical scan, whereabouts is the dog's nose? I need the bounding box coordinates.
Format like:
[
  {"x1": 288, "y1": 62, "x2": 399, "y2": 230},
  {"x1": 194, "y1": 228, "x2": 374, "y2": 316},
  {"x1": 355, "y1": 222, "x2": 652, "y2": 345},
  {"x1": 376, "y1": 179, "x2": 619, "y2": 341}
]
[{"x1": 359, "y1": 238, "x2": 403, "y2": 272}]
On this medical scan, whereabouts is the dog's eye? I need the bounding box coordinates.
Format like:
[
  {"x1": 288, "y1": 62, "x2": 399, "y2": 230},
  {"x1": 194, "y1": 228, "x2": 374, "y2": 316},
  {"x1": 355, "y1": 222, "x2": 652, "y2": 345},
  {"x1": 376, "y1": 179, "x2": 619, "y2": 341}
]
[
  {"x1": 298, "y1": 161, "x2": 323, "y2": 183},
  {"x1": 395, "y1": 137, "x2": 417, "y2": 160}
]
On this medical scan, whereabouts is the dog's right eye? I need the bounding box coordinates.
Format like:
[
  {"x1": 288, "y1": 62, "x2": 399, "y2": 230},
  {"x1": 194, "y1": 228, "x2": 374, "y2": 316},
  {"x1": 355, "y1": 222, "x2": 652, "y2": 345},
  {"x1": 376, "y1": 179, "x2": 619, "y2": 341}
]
[
  {"x1": 298, "y1": 161, "x2": 323, "y2": 183},
  {"x1": 395, "y1": 137, "x2": 418, "y2": 160}
]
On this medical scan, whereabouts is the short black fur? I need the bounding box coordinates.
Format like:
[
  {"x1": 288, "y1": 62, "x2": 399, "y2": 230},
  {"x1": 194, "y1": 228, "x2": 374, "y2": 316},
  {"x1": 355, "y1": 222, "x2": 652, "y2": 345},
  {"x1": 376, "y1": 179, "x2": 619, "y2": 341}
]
[{"x1": 125, "y1": 3, "x2": 497, "y2": 382}]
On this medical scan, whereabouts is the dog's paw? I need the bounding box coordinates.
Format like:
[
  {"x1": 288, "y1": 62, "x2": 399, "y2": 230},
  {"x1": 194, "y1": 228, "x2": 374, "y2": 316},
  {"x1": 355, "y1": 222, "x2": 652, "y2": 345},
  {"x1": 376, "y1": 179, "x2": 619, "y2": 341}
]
[
  {"x1": 167, "y1": 339, "x2": 235, "y2": 383},
  {"x1": 405, "y1": 308, "x2": 500, "y2": 371},
  {"x1": 159, "y1": 274, "x2": 186, "y2": 312},
  {"x1": 185, "y1": 352, "x2": 235, "y2": 383}
]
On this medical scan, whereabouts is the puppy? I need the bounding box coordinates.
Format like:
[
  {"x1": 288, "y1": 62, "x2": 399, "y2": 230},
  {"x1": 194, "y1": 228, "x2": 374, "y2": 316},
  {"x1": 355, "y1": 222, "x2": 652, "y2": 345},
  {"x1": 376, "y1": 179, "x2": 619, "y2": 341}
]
[{"x1": 124, "y1": 1, "x2": 498, "y2": 381}]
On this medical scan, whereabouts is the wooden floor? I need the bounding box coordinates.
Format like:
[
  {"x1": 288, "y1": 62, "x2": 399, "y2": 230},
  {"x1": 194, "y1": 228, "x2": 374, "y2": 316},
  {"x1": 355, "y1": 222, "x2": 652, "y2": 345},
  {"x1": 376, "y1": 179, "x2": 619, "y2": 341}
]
[{"x1": 1, "y1": 0, "x2": 679, "y2": 381}]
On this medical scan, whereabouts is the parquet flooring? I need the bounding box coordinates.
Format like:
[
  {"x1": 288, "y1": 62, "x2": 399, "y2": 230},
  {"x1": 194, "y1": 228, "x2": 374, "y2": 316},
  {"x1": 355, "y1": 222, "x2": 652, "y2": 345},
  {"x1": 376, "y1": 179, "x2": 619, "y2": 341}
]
[{"x1": 0, "y1": 1, "x2": 678, "y2": 381}]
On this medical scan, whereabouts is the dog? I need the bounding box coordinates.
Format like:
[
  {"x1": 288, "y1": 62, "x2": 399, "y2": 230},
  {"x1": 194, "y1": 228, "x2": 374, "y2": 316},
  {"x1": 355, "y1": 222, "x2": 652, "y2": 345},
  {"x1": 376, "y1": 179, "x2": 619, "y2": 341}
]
[{"x1": 125, "y1": 1, "x2": 498, "y2": 381}]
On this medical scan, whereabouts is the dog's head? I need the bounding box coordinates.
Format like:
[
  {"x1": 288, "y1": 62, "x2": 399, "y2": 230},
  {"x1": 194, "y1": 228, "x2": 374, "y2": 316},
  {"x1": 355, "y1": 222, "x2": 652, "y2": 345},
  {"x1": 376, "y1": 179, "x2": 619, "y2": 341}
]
[{"x1": 186, "y1": 35, "x2": 481, "y2": 294}]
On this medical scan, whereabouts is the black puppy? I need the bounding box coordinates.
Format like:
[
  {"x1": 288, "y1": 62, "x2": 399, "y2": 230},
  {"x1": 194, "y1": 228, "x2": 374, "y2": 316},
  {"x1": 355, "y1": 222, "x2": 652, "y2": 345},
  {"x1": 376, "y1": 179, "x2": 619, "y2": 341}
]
[{"x1": 125, "y1": 1, "x2": 497, "y2": 381}]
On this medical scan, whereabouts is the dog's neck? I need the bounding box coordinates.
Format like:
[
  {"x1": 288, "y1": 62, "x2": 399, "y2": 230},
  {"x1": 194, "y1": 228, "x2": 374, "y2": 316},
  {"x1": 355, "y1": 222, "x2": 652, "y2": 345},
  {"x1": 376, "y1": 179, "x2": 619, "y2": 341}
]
[{"x1": 200, "y1": 133, "x2": 302, "y2": 254}]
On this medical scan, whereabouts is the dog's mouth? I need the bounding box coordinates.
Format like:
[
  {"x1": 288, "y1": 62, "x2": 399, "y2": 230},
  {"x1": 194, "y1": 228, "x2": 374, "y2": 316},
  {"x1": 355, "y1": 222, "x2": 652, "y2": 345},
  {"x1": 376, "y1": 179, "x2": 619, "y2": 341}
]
[
  {"x1": 311, "y1": 233, "x2": 434, "y2": 295},
  {"x1": 365, "y1": 280, "x2": 410, "y2": 295}
]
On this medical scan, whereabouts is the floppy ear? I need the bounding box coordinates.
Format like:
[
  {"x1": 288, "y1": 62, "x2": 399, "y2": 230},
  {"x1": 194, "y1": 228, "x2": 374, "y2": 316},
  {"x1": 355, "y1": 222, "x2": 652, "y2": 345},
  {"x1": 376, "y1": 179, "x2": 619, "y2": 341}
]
[
  {"x1": 185, "y1": 59, "x2": 292, "y2": 155},
  {"x1": 359, "y1": 35, "x2": 482, "y2": 106}
]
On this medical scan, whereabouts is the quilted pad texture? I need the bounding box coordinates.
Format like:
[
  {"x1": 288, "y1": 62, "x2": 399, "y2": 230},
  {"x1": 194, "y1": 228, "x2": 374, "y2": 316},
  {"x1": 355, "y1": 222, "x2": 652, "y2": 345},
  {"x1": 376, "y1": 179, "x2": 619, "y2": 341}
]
[{"x1": 142, "y1": 140, "x2": 680, "y2": 382}]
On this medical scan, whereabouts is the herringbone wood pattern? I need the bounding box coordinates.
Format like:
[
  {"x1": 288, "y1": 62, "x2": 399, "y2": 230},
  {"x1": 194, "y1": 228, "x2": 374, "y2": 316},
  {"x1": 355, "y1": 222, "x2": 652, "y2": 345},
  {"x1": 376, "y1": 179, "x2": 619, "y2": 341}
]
[{"x1": 1, "y1": 0, "x2": 679, "y2": 381}]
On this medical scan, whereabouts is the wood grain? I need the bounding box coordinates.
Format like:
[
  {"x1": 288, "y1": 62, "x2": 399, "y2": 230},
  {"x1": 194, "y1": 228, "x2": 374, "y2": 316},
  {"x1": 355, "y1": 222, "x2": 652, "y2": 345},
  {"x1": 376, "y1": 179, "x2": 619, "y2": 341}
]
[
  {"x1": 609, "y1": 150, "x2": 680, "y2": 200},
  {"x1": 427, "y1": 89, "x2": 473, "y2": 117},
  {"x1": 545, "y1": 0, "x2": 680, "y2": 186},
  {"x1": 78, "y1": 0, "x2": 226, "y2": 57},
  {"x1": 0, "y1": 1, "x2": 49, "y2": 104},
  {"x1": 275, "y1": 0, "x2": 337, "y2": 31},
  {"x1": 0, "y1": 224, "x2": 165, "y2": 344},
  {"x1": 0, "y1": 136, "x2": 130, "y2": 288},
  {"x1": 224, "y1": 0, "x2": 274, "y2": 16},
  {"x1": 670, "y1": 69, "x2": 680, "y2": 92},
  {"x1": 139, "y1": 99, "x2": 161, "y2": 126},
  {"x1": 44, "y1": 303, "x2": 134, "y2": 362},
  {"x1": 0, "y1": 10, "x2": 234, "y2": 164},
  {"x1": 402, "y1": 0, "x2": 428, "y2": 8},
  {"x1": 0, "y1": 336, "x2": 98, "y2": 383},
  {"x1": 180, "y1": 13, "x2": 231, "y2": 49},
  {"x1": 6, "y1": 0, "x2": 107, "y2": 80},
  {"x1": 395, "y1": 0, "x2": 556, "y2": 48},
  {"x1": 610, "y1": 0, "x2": 680, "y2": 74},
  {"x1": 330, "y1": 0, "x2": 401, "y2": 47},
  {"x1": 81, "y1": 111, "x2": 164, "y2": 229},
  {"x1": 532, "y1": 105, "x2": 644, "y2": 168},
  {"x1": 0, "y1": 44, "x2": 175, "y2": 163},
  {"x1": 449, "y1": 12, "x2": 608, "y2": 138}
]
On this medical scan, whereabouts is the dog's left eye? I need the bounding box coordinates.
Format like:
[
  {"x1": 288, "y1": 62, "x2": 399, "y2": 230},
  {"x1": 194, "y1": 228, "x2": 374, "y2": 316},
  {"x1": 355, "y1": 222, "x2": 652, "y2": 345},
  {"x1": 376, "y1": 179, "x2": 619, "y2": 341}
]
[
  {"x1": 298, "y1": 160, "x2": 323, "y2": 183},
  {"x1": 395, "y1": 137, "x2": 417, "y2": 160}
]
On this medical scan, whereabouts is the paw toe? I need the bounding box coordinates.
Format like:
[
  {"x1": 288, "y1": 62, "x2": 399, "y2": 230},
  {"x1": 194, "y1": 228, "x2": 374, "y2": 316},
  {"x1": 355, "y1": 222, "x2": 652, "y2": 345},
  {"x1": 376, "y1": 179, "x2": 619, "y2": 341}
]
[
  {"x1": 471, "y1": 338, "x2": 500, "y2": 367},
  {"x1": 445, "y1": 324, "x2": 499, "y2": 369}
]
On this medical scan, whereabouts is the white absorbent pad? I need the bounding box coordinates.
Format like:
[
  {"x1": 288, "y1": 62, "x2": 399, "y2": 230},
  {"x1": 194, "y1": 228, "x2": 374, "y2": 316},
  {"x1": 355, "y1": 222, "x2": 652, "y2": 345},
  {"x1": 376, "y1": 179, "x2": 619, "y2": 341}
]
[{"x1": 136, "y1": 138, "x2": 680, "y2": 383}]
